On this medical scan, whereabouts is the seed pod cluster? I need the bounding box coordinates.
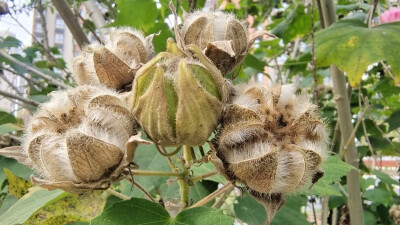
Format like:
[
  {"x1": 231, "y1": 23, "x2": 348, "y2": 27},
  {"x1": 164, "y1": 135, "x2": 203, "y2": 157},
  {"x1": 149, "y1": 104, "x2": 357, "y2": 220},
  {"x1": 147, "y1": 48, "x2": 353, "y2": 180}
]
[
  {"x1": 210, "y1": 83, "x2": 328, "y2": 223},
  {"x1": 130, "y1": 39, "x2": 227, "y2": 146},
  {"x1": 0, "y1": 86, "x2": 146, "y2": 192},
  {"x1": 73, "y1": 27, "x2": 154, "y2": 89}
]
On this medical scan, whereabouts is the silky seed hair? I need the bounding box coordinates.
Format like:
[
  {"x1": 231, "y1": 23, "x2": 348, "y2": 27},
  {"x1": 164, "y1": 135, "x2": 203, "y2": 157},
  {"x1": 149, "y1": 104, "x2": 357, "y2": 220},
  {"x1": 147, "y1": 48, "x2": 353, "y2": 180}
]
[
  {"x1": 72, "y1": 44, "x2": 101, "y2": 86},
  {"x1": 106, "y1": 27, "x2": 153, "y2": 68}
]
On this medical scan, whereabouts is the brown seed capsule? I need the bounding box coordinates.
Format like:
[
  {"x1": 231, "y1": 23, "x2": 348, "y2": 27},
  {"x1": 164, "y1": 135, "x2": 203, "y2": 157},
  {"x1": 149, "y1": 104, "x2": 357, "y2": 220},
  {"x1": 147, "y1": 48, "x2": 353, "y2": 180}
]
[
  {"x1": 211, "y1": 83, "x2": 328, "y2": 223},
  {"x1": 178, "y1": 10, "x2": 271, "y2": 75},
  {"x1": 0, "y1": 85, "x2": 147, "y2": 192},
  {"x1": 73, "y1": 28, "x2": 154, "y2": 89}
]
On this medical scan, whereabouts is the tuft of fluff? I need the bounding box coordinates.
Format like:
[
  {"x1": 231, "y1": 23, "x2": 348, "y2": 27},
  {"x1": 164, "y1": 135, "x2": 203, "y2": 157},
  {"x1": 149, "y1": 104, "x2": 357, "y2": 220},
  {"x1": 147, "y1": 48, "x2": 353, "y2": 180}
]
[
  {"x1": 72, "y1": 44, "x2": 101, "y2": 86},
  {"x1": 106, "y1": 27, "x2": 154, "y2": 68}
]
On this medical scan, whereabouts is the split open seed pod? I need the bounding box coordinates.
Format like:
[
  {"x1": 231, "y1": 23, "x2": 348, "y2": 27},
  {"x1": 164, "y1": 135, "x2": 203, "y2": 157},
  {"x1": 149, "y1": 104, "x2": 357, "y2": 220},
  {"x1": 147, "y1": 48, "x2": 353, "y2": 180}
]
[
  {"x1": 130, "y1": 38, "x2": 227, "y2": 147},
  {"x1": 73, "y1": 28, "x2": 154, "y2": 89},
  {"x1": 211, "y1": 83, "x2": 328, "y2": 224},
  {"x1": 0, "y1": 85, "x2": 148, "y2": 192},
  {"x1": 176, "y1": 7, "x2": 271, "y2": 75}
]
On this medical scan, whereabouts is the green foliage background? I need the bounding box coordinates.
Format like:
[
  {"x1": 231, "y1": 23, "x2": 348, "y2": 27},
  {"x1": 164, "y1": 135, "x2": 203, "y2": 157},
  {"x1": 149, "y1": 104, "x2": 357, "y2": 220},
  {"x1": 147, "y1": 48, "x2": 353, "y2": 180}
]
[{"x1": 0, "y1": 0, "x2": 399, "y2": 224}]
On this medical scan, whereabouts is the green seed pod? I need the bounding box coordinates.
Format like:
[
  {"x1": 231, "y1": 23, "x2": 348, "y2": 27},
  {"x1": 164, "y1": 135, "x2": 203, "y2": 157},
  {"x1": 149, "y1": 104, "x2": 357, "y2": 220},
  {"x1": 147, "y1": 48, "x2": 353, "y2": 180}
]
[{"x1": 130, "y1": 39, "x2": 227, "y2": 147}]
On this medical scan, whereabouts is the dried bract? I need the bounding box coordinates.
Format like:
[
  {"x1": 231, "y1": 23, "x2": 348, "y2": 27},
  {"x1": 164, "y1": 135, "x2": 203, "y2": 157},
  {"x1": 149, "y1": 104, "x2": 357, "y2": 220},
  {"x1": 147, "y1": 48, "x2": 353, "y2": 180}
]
[
  {"x1": 73, "y1": 28, "x2": 154, "y2": 89},
  {"x1": 0, "y1": 85, "x2": 145, "y2": 192},
  {"x1": 211, "y1": 83, "x2": 328, "y2": 224},
  {"x1": 130, "y1": 39, "x2": 227, "y2": 147}
]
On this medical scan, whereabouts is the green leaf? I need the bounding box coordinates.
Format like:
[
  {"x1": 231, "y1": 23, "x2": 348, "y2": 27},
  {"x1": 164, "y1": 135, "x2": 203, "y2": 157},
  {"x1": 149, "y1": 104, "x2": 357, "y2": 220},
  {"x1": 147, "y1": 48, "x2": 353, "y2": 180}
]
[
  {"x1": 273, "y1": 196, "x2": 311, "y2": 225},
  {"x1": 4, "y1": 168, "x2": 33, "y2": 198},
  {"x1": 271, "y1": 4, "x2": 313, "y2": 43},
  {"x1": 315, "y1": 20, "x2": 400, "y2": 86},
  {"x1": 90, "y1": 198, "x2": 234, "y2": 225},
  {"x1": 243, "y1": 53, "x2": 267, "y2": 72},
  {"x1": 234, "y1": 193, "x2": 266, "y2": 225},
  {"x1": 0, "y1": 123, "x2": 23, "y2": 135},
  {"x1": 303, "y1": 156, "x2": 354, "y2": 196},
  {"x1": 0, "y1": 111, "x2": 17, "y2": 125},
  {"x1": 0, "y1": 194, "x2": 17, "y2": 216},
  {"x1": 119, "y1": 144, "x2": 171, "y2": 198},
  {"x1": 0, "y1": 156, "x2": 32, "y2": 189},
  {"x1": 191, "y1": 162, "x2": 226, "y2": 184},
  {"x1": 258, "y1": 39, "x2": 283, "y2": 58},
  {"x1": 372, "y1": 170, "x2": 398, "y2": 186},
  {"x1": 234, "y1": 193, "x2": 310, "y2": 225},
  {"x1": 159, "y1": 180, "x2": 218, "y2": 206},
  {"x1": 386, "y1": 110, "x2": 400, "y2": 132},
  {"x1": 363, "y1": 209, "x2": 377, "y2": 225},
  {"x1": 364, "y1": 186, "x2": 393, "y2": 207},
  {"x1": 147, "y1": 22, "x2": 174, "y2": 53},
  {"x1": 0, "y1": 36, "x2": 22, "y2": 49},
  {"x1": 112, "y1": 0, "x2": 158, "y2": 33},
  {"x1": 174, "y1": 207, "x2": 234, "y2": 225},
  {"x1": 23, "y1": 191, "x2": 107, "y2": 225},
  {"x1": 0, "y1": 187, "x2": 65, "y2": 225}
]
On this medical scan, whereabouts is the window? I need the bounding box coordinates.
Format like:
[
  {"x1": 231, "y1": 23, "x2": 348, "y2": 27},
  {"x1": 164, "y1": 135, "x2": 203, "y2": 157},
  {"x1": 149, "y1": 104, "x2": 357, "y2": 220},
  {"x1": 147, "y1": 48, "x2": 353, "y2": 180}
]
[
  {"x1": 54, "y1": 33, "x2": 64, "y2": 44},
  {"x1": 55, "y1": 19, "x2": 64, "y2": 29},
  {"x1": 35, "y1": 23, "x2": 42, "y2": 33}
]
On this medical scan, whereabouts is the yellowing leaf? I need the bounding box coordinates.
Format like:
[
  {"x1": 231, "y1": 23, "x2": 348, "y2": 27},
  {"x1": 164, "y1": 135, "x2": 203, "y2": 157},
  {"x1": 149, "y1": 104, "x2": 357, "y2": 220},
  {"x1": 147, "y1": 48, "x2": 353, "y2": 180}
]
[
  {"x1": 23, "y1": 191, "x2": 107, "y2": 225},
  {"x1": 315, "y1": 19, "x2": 400, "y2": 86},
  {"x1": 4, "y1": 168, "x2": 33, "y2": 198}
]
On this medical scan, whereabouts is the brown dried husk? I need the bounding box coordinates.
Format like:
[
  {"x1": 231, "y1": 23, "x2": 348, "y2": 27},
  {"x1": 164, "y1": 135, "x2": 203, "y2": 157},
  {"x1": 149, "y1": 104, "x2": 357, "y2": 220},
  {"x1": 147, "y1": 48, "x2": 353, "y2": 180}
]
[
  {"x1": 0, "y1": 85, "x2": 146, "y2": 193},
  {"x1": 211, "y1": 83, "x2": 328, "y2": 224},
  {"x1": 73, "y1": 27, "x2": 154, "y2": 89}
]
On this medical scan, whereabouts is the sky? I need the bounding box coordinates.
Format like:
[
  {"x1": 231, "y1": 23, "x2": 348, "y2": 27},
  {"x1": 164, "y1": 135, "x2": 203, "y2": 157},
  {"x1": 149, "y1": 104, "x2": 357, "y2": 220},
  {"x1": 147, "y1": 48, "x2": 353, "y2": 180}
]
[{"x1": 0, "y1": 0, "x2": 34, "y2": 46}]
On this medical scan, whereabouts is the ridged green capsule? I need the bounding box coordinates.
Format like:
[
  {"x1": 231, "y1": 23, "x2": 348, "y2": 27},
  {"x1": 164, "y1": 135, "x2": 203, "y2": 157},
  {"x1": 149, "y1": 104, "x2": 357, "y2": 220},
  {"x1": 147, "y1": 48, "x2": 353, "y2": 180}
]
[{"x1": 130, "y1": 39, "x2": 227, "y2": 146}]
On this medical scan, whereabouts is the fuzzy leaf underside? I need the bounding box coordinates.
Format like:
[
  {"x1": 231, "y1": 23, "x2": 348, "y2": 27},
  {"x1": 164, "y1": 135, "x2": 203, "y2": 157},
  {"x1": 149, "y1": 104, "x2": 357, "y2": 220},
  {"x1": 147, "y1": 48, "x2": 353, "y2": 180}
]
[{"x1": 315, "y1": 19, "x2": 400, "y2": 86}]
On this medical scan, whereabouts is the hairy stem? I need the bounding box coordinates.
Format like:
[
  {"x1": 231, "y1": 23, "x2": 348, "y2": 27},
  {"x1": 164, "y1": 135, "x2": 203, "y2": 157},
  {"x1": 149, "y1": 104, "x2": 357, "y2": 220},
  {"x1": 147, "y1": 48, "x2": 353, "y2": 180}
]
[
  {"x1": 131, "y1": 170, "x2": 184, "y2": 178},
  {"x1": 191, "y1": 171, "x2": 218, "y2": 183},
  {"x1": 190, "y1": 182, "x2": 234, "y2": 208},
  {"x1": 107, "y1": 188, "x2": 130, "y2": 200},
  {"x1": 125, "y1": 177, "x2": 156, "y2": 202},
  {"x1": 179, "y1": 145, "x2": 193, "y2": 206}
]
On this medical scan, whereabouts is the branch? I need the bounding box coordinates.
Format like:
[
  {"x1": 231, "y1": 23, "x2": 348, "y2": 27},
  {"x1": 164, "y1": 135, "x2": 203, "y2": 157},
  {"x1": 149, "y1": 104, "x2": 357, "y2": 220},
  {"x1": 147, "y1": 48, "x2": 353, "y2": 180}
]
[
  {"x1": 35, "y1": 0, "x2": 51, "y2": 57},
  {"x1": 190, "y1": 182, "x2": 234, "y2": 208},
  {"x1": 0, "y1": 51, "x2": 70, "y2": 89},
  {"x1": 191, "y1": 171, "x2": 218, "y2": 183},
  {"x1": 125, "y1": 177, "x2": 156, "y2": 202},
  {"x1": 50, "y1": 0, "x2": 90, "y2": 49},
  {"x1": 107, "y1": 188, "x2": 130, "y2": 200},
  {"x1": 130, "y1": 170, "x2": 184, "y2": 178},
  {"x1": 0, "y1": 72, "x2": 23, "y2": 95},
  {"x1": 0, "y1": 89, "x2": 39, "y2": 107},
  {"x1": 317, "y1": 0, "x2": 364, "y2": 223},
  {"x1": 9, "y1": 11, "x2": 69, "y2": 74},
  {"x1": 82, "y1": 0, "x2": 110, "y2": 40},
  {"x1": 340, "y1": 100, "x2": 370, "y2": 160}
]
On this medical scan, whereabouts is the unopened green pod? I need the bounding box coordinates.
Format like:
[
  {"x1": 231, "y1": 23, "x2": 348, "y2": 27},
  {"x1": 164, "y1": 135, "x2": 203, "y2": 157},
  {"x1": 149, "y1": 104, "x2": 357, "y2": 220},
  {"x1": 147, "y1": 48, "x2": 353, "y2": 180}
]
[{"x1": 130, "y1": 39, "x2": 227, "y2": 146}]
